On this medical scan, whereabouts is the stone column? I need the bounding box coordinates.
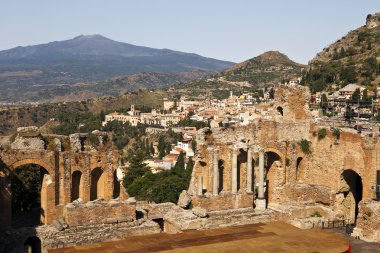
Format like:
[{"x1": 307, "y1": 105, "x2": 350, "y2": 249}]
[
  {"x1": 197, "y1": 175, "x2": 203, "y2": 196},
  {"x1": 246, "y1": 147, "x2": 253, "y2": 194},
  {"x1": 213, "y1": 149, "x2": 219, "y2": 195},
  {"x1": 231, "y1": 148, "x2": 238, "y2": 193},
  {"x1": 256, "y1": 149, "x2": 266, "y2": 210}
]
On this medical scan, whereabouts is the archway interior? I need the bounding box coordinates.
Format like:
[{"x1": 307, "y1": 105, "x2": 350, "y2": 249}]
[
  {"x1": 24, "y1": 236, "x2": 41, "y2": 253},
  {"x1": 296, "y1": 157, "x2": 303, "y2": 182},
  {"x1": 10, "y1": 164, "x2": 49, "y2": 228},
  {"x1": 342, "y1": 170, "x2": 363, "y2": 223},
  {"x1": 71, "y1": 171, "x2": 82, "y2": 201},
  {"x1": 277, "y1": 106, "x2": 284, "y2": 116},
  {"x1": 218, "y1": 160, "x2": 224, "y2": 193},
  {"x1": 237, "y1": 149, "x2": 247, "y2": 191},
  {"x1": 113, "y1": 170, "x2": 120, "y2": 198},
  {"x1": 90, "y1": 168, "x2": 104, "y2": 200},
  {"x1": 265, "y1": 152, "x2": 281, "y2": 205}
]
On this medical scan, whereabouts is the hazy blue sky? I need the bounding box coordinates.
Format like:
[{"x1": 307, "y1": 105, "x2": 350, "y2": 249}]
[{"x1": 0, "y1": 1, "x2": 379, "y2": 64}]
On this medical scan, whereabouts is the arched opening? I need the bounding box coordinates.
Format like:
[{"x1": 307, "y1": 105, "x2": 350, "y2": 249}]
[
  {"x1": 237, "y1": 149, "x2": 247, "y2": 192},
  {"x1": 71, "y1": 171, "x2": 82, "y2": 202},
  {"x1": 296, "y1": 157, "x2": 303, "y2": 182},
  {"x1": 265, "y1": 152, "x2": 282, "y2": 206},
  {"x1": 24, "y1": 236, "x2": 41, "y2": 253},
  {"x1": 10, "y1": 164, "x2": 50, "y2": 228},
  {"x1": 113, "y1": 170, "x2": 120, "y2": 199},
  {"x1": 90, "y1": 168, "x2": 104, "y2": 200},
  {"x1": 342, "y1": 170, "x2": 363, "y2": 224},
  {"x1": 218, "y1": 160, "x2": 224, "y2": 193},
  {"x1": 277, "y1": 106, "x2": 284, "y2": 116}
]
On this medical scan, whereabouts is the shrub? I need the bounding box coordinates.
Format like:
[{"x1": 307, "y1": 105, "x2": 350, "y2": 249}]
[
  {"x1": 285, "y1": 157, "x2": 290, "y2": 167},
  {"x1": 298, "y1": 139, "x2": 312, "y2": 155},
  {"x1": 310, "y1": 211, "x2": 322, "y2": 217},
  {"x1": 331, "y1": 127, "x2": 341, "y2": 140},
  {"x1": 317, "y1": 128, "x2": 327, "y2": 140}
]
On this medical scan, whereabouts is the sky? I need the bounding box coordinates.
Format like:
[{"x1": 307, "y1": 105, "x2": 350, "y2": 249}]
[{"x1": 0, "y1": 1, "x2": 379, "y2": 64}]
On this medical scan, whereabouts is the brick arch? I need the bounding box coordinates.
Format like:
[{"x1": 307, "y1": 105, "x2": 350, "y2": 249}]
[
  {"x1": 9, "y1": 159, "x2": 54, "y2": 177},
  {"x1": 264, "y1": 148, "x2": 283, "y2": 205},
  {"x1": 4, "y1": 158, "x2": 55, "y2": 227},
  {"x1": 263, "y1": 147, "x2": 284, "y2": 162},
  {"x1": 90, "y1": 167, "x2": 105, "y2": 200}
]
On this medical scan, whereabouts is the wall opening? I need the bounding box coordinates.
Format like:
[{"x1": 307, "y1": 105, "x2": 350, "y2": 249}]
[
  {"x1": 376, "y1": 170, "x2": 380, "y2": 199},
  {"x1": 90, "y1": 168, "x2": 104, "y2": 200},
  {"x1": 113, "y1": 170, "x2": 120, "y2": 199},
  {"x1": 277, "y1": 106, "x2": 284, "y2": 116},
  {"x1": 71, "y1": 171, "x2": 82, "y2": 202},
  {"x1": 265, "y1": 152, "x2": 282, "y2": 206},
  {"x1": 218, "y1": 160, "x2": 224, "y2": 193},
  {"x1": 342, "y1": 169, "x2": 363, "y2": 224},
  {"x1": 237, "y1": 149, "x2": 248, "y2": 192},
  {"x1": 296, "y1": 157, "x2": 303, "y2": 182},
  {"x1": 10, "y1": 164, "x2": 50, "y2": 228},
  {"x1": 24, "y1": 236, "x2": 41, "y2": 253}
]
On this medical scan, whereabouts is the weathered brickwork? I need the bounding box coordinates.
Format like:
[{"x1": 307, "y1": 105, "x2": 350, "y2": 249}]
[{"x1": 188, "y1": 84, "x2": 380, "y2": 242}]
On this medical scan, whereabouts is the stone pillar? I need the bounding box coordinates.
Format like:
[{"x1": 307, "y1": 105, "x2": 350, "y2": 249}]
[
  {"x1": 197, "y1": 175, "x2": 203, "y2": 196},
  {"x1": 246, "y1": 147, "x2": 253, "y2": 194},
  {"x1": 213, "y1": 149, "x2": 219, "y2": 195},
  {"x1": 231, "y1": 148, "x2": 238, "y2": 193},
  {"x1": 256, "y1": 149, "x2": 266, "y2": 210}
]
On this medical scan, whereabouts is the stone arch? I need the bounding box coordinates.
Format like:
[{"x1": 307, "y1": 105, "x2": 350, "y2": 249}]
[
  {"x1": 218, "y1": 160, "x2": 224, "y2": 193},
  {"x1": 9, "y1": 159, "x2": 54, "y2": 176},
  {"x1": 90, "y1": 167, "x2": 105, "y2": 200},
  {"x1": 264, "y1": 150, "x2": 282, "y2": 205},
  {"x1": 24, "y1": 236, "x2": 41, "y2": 253},
  {"x1": 340, "y1": 169, "x2": 363, "y2": 224},
  {"x1": 296, "y1": 157, "x2": 304, "y2": 182},
  {"x1": 113, "y1": 169, "x2": 120, "y2": 199},
  {"x1": 8, "y1": 163, "x2": 52, "y2": 227},
  {"x1": 71, "y1": 170, "x2": 83, "y2": 202}
]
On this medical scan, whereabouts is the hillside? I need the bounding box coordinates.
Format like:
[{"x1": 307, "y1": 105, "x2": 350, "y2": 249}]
[
  {"x1": 0, "y1": 90, "x2": 169, "y2": 135},
  {"x1": 1, "y1": 70, "x2": 213, "y2": 103},
  {"x1": 304, "y1": 13, "x2": 380, "y2": 93},
  {"x1": 172, "y1": 51, "x2": 305, "y2": 98},
  {"x1": 0, "y1": 35, "x2": 234, "y2": 102}
]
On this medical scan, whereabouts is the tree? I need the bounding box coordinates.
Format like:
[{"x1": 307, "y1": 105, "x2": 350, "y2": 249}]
[
  {"x1": 320, "y1": 93, "x2": 328, "y2": 110},
  {"x1": 351, "y1": 88, "x2": 360, "y2": 101},
  {"x1": 362, "y1": 89, "x2": 369, "y2": 102},
  {"x1": 172, "y1": 153, "x2": 185, "y2": 175},
  {"x1": 122, "y1": 153, "x2": 149, "y2": 189},
  {"x1": 269, "y1": 88, "x2": 275, "y2": 99}
]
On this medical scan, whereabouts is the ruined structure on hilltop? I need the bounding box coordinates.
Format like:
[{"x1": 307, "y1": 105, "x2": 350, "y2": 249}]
[{"x1": 187, "y1": 84, "x2": 380, "y2": 242}]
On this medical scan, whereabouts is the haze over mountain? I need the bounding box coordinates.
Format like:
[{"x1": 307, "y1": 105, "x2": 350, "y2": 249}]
[{"x1": 0, "y1": 35, "x2": 234, "y2": 102}]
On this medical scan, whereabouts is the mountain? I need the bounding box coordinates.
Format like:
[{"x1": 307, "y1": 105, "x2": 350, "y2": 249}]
[
  {"x1": 172, "y1": 51, "x2": 305, "y2": 99},
  {"x1": 0, "y1": 35, "x2": 234, "y2": 102},
  {"x1": 304, "y1": 13, "x2": 380, "y2": 93},
  {"x1": 18, "y1": 70, "x2": 214, "y2": 103}
]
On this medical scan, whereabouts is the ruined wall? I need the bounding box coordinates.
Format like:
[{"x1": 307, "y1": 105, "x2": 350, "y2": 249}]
[
  {"x1": 63, "y1": 199, "x2": 136, "y2": 227},
  {"x1": 0, "y1": 128, "x2": 124, "y2": 233},
  {"x1": 189, "y1": 84, "x2": 380, "y2": 241},
  {"x1": 354, "y1": 199, "x2": 380, "y2": 241}
]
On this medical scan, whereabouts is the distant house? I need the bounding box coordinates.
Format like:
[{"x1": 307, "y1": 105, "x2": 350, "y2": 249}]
[{"x1": 339, "y1": 84, "x2": 365, "y2": 100}]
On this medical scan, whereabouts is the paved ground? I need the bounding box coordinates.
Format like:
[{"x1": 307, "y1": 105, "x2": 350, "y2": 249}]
[
  {"x1": 326, "y1": 228, "x2": 380, "y2": 253},
  {"x1": 50, "y1": 222, "x2": 350, "y2": 253}
]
